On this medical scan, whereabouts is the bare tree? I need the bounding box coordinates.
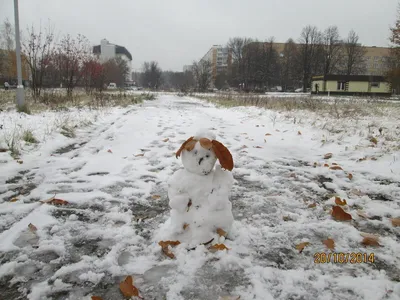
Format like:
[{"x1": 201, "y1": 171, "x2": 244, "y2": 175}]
[
  {"x1": 0, "y1": 19, "x2": 15, "y2": 80},
  {"x1": 388, "y1": 5, "x2": 400, "y2": 94},
  {"x1": 22, "y1": 23, "x2": 55, "y2": 98},
  {"x1": 227, "y1": 37, "x2": 253, "y2": 87},
  {"x1": 54, "y1": 34, "x2": 91, "y2": 97},
  {"x1": 280, "y1": 38, "x2": 301, "y2": 90},
  {"x1": 192, "y1": 60, "x2": 212, "y2": 92},
  {"x1": 142, "y1": 61, "x2": 162, "y2": 89},
  {"x1": 342, "y1": 30, "x2": 367, "y2": 75},
  {"x1": 321, "y1": 26, "x2": 342, "y2": 76},
  {"x1": 298, "y1": 25, "x2": 323, "y2": 91}
]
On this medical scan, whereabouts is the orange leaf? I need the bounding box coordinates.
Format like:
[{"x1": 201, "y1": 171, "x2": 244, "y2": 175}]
[
  {"x1": 119, "y1": 275, "x2": 141, "y2": 298},
  {"x1": 308, "y1": 203, "x2": 317, "y2": 208},
  {"x1": 49, "y1": 198, "x2": 69, "y2": 205},
  {"x1": 217, "y1": 228, "x2": 227, "y2": 237},
  {"x1": 163, "y1": 138, "x2": 169, "y2": 142},
  {"x1": 151, "y1": 195, "x2": 161, "y2": 200},
  {"x1": 295, "y1": 242, "x2": 310, "y2": 253},
  {"x1": 158, "y1": 240, "x2": 181, "y2": 259},
  {"x1": 391, "y1": 218, "x2": 400, "y2": 227},
  {"x1": 91, "y1": 297, "x2": 103, "y2": 300},
  {"x1": 298, "y1": 131, "x2": 302, "y2": 135},
  {"x1": 330, "y1": 165, "x2": 343, "y2": 170},
  {"x1": 265, "y1": 133, "x2": 272, "y2": 136},
  {"x1": 335, "y1": 197, "x2": 347, "y2": 206},
  {"x1": 361, "y1": 237, "x2": 381, "y2": 247},
  {"x1": 28, "y1": 223, "x2": 37, "y2": 232},
  {"x1": 324, "y1": 153, "x2": 333, "y2": 159},
  {"x1": 324, "y1": 164, "x2": 329, "y2": 167},
  {"x1": 348, "y1": 173, "x2": 353, "y2": 180},
  {"x1": 209, "y1": 243, "x2": 230, "y2": 252},
  {"x1": 183, "y1": 223, "x2": 189, "y2": 230},
  {"x1": 135, "y1": 153, "x2": 144, "y2": 157},
  {"x1": 370, "y1": 137, "x2": 378, "y2": 145},
  {"x1": 331, "y1": 206, "x2": 352, "y2": 221},
  {"x1": 10, "y1": 197, "x2": 18, "y2": 202},
  {"x1": 107, "y1": 149, "x2": 112, "y2": 153},
  {"x1": 323, "y1": 238, "x2": 335, "y2": 250}
]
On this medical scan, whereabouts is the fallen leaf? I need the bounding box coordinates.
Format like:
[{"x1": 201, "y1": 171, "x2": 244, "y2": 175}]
[
  {"x1": 331, "y1": 163, "x2": 338, "y2": 165},
  {"x1": 135, "y1": 153, "x2": 144, "y2": 157},
  {"x1": 253, "y1": 146, "x2": 263, "y2": 148},
  {"x1": 323, "y1": 238, "x2": 335, "y2": 250},
  {"x1": 17, "y1": 160, "x2": 23, "y2": 164},
  {"x1": 158, "y1": 240, "x2": 181, "y2": 259},
  {"x1": 357, "y1": 210, "x2": 369, "y2": 219},
  {"x1": 335, "y1": 197, "x2": 347, "y2": 206},
  {"x1": 187, "y1": 199, "x2": 192, "y2": 212},
  {"x1": 183, "y1": 223, "x2": 189, "y2": 230},
  {"x1": 282, "y1": 216, "x2": 291, "y2": 221},
  {"x1": 163, "y1": 138, "x2": 169, "y2": 142},
  {"x1": 324, "y1": 163, "x2": 329, "y2": 167},
  {"x1": 331, "y1": 206, "x2": 352, "y2": 221},
  {"x1": 370, "y1": 137, "x2": 378, "y2": 145},
  {"x1": 324, "y1": 153, "x2": 333, "y2": 159},
  {"x1": 0, "y1": 148, "x2": 8, "y2": 152},
  {"x1": 151, "y1": 195, "x2": 161, "y2": 200},
  {"x1": 48, "y1": 198, "x2": 69, "y2": 205},
  {"x1": 391, "y1": 218, "x2": 400, "y2": 227},
  {"x1": 348, "y1": 173, "x2": 353, "y2": 180},
  {"x1": 91, "y1": 297, "x2": 103, "y2": 300},
  {"x1": 330, "y1": 165, "x2": 343, "y2": 170},
  {"x1": 107, "y1": 149, "x2": 112, "y2": 153},
  {"x1": 265, "y1": 133, "x2": 272, "y2": 136},
  {"x1": 295, "y1": 242, "x2": 310, "y2": 253},
  {"x1": 370, "y1": 157, "x2": 378, "y2": 161},
  {"x1": 217, "y1": 228, "x2": 227, "y2": 237},
  {"x1": 9, "y1": 197, "x2": 18, "y2": 202},
  {"x1": 361, "y1": 236, "x2": 381, "y2": 247},
  {"x1": 209, "y1": 243, "x2": 230, "y2": 252},
  {"x1": 298, "y1": 131, "x2": 302, "y2": 135},
  {"x1": 28, "y1": 223, "x2": 37, "y2": 232},
  {"x1": 357, "y1": 157, "x2": 367, "y2": 162},
  {"x1": 308, "y1": 203, "x2": 317, "y2": 208},
  {"x1": 119, "y1": 275, "x2": 142, "y2": 298},
  {"x1": 218, "y1": 296, "x2": 241, "y2": 300}
]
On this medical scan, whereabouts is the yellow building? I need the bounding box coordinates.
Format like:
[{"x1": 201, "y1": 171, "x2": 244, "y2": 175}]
[
  {"x1": 311, "y1": 75, "x2": 391, "y2": 96},
  {"x1": 199, "y1": 45, "x2": 232, "y2": 82}
]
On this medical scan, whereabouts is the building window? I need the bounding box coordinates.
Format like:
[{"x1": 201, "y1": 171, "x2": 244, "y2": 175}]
[
  {"x1": 371, "y1": 82, "x2": 380, "y2": 88},
  {"x1": 337, "y1": 81, "x2": 346, "y2": 91}
]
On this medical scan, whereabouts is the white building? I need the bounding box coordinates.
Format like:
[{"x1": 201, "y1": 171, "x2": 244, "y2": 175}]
[
  {"x1": 93, "y1": 39, "x2": 133, "y2": 81},
  {"x1": 199, "y1": 45, "x2": 231, "y2": 83}
]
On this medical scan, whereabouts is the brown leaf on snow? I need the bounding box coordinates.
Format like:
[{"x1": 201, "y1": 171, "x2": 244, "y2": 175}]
[
  {"x1": 324, "y1": 153, "x2": 333, "y2": 159},
  {"x1": 183, "y1": 223, "x2": 189, "y2": 230},
  {"x1": 298, "y1": 131, "x2": 302, "y2": 135},
  {"x1": 151, "y1": 195, "x2": 161, "y2": 200},
  {"x1": 265, "y1": 133, "x2": 272, "y2": 136},
  {"x1": 308, "y1": 203, "x2": 317, "y2": 208},
  {"x1": 295, "y1": 242, "x2": 310, "y2": 253},
  {"x1": 391, "y1": 218, "x2": 400, "y2": 227},
  {"x1": 370, "y1": 137, "x2": 378, "y2": 145},
  {"x1": 49, "y1": 198, "x2": 69, "y2": 205},
  {"x1": 158, "y1": 240, "x2": 181, "y2": 259},
  {"x1": 334, "y1": 197, "x2": 347, "y2": 206},
  {"x1": 187, "y1": 199, "x2": 192, "y2": 212},
  {"x1": 107, "y1": 149, "x2": 112, "y2": 153},
  {"x1": 163, "y1": 138, "x2": 169, "y2": 142},
  {"x1": 330, "y1": 165, "x2": 343, "y2": 170},
  {"x1": 348, "y1": 173, "x2": 353, "y2": 180},
  {"x1": 323, "y1": 238, "x2": 335, "y2": 250},
  {"x1": 361, "y1": 236, "x2": 381, "y2": 247},
  {"x1": 253, "y1": 146, "x2": 263, "y2": 148},
  {"x1": 135, "y1": 153, "x2": 144, "y2": 157},
  {"x1": 217, "y1": 228, "x2": 227, "y2": 237},
  {"x1": 28, "y1": 223, "x2": 37, "y2": 233},
  {"x1": 91, "y1": 296, "x2": 103, "y2": 300},
  {"x1": 331, "y1": 206, "x2": 352, "y2": 221},
  {"x1": 17, "y1": 160, "x2": 23, "y2": 164},
  {"x1": 0, "y1": 148, "x2": 8, "y2": 152},
  {"x1": 209, "y1": 243, "x2": 230, "y2": 252},
  {"x1": 218, "y1": 296, "x2": 241, "y2": 300},
  {"x1": 324, "y1": 163, "x2": 329, "y2": 167},
  {"x1": 119, "y1": 275, "x2": 142, "y2": 298},
  {"x1": 10, "y1": 197, "x2": 18, "y2": 202}
]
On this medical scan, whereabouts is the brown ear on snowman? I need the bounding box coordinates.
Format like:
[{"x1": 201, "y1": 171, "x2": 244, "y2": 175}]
[
  {"x1": 211, "y1": 140, "x2": 234, "y2": 171},
  {"x1": 175, "y1": 136, "x2": 196, "y2": 158}
]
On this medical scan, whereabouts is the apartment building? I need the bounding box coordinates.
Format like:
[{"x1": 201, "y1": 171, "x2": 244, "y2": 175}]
[{"x1": 200, "y1": 45, "x2": 232, "y2": 82}]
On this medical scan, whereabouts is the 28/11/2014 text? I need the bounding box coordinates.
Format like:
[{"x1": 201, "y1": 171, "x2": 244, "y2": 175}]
[{"x1": 314, "y1": 252, "x2": 375, "y2": 264}]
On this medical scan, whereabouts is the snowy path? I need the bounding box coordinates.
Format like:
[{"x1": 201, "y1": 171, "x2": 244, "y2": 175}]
[{"x1": 0, "y1": 95, "x2": 399, "y2": 300}]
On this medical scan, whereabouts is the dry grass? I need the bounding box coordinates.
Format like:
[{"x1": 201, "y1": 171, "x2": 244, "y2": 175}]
[{"x1": 22, "y1": 130, "x2": 38, "y2": 144}]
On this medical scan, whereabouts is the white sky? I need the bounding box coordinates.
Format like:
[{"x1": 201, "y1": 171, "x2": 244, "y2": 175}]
[{"x1": 0, "y1": 0, "x2": 398, "y2": 71}]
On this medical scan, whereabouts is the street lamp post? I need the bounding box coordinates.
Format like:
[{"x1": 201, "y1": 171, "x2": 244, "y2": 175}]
[{"x1": 14, "y1": 0, "x2": 25, "y2": 109}]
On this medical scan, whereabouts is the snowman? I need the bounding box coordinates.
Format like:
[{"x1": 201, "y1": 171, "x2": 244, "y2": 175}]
[{"x1": 166, "y1": 129, "x2": 234, "y2": 247}]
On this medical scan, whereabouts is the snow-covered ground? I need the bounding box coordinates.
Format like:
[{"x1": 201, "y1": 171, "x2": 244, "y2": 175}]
[{"x1": 0, "y1": 95, "x2": 399, "y2": 300}]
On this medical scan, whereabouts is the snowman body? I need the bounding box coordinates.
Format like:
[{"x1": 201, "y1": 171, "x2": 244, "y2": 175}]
[{"x1": 167, "y1": 130, "x2": 234, "y2": 246}]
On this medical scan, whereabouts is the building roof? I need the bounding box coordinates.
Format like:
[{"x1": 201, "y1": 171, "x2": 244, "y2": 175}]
[
  {"x1": 93, "y1": 44, "x2": 132, "y2": 61},
  {"x1": 312, "y1": 74, "x2": 387, "y2": 82}
]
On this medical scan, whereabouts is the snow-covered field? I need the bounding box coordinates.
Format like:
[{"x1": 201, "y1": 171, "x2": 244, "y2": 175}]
[{"x1": 0, "y1": 95, "x2": 399, "y2": 300}]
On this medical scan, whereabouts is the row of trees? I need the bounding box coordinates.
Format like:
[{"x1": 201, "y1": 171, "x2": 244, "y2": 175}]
[{"x1": 0, "y1": 20, "x2": 129, "y2": 99}]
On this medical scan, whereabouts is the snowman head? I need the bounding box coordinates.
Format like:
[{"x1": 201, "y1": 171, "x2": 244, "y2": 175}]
[{"x1": 175, "y1": 130, "x2": 234, "y2": 175}]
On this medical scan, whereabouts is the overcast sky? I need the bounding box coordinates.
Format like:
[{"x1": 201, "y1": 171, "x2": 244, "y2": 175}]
[{"x1": 0, "y1": 0, "x2": 398, "y2": 72}]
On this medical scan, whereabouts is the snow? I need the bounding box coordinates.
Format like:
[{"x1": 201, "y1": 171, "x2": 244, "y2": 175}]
[{"x1": 0, "y1": 95, "x2": 399, "y2": 300}]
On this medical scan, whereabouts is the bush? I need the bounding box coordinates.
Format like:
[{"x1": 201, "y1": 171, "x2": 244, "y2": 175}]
[{"x1": 22, "y1": 130, "x2": 38, "y2": 144}]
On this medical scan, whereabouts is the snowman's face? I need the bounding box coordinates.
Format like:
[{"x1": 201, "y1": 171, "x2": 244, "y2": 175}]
[{"x1": 181, "y1": 142, "x2": 217, "y2": 175}]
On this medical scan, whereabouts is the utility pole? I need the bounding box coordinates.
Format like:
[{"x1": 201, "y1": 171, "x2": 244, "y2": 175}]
[{"x1": 14, "y1": 0, "x2": 25, "y2": 109}]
